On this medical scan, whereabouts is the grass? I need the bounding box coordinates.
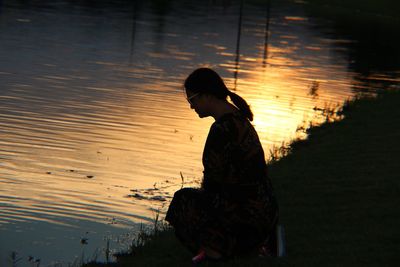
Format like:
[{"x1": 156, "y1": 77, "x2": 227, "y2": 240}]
[
  {"x1": 83, "y1": 88, "x2": 400, "y2": 266},
  {"x1": 267, "y1": 88, "x2": 400, "y2": 266}
]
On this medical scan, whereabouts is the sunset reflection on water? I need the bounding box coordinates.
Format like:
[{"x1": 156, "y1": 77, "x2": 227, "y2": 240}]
[{"x1": 0, "y1": 0, "x2": 399, "y2": 265}]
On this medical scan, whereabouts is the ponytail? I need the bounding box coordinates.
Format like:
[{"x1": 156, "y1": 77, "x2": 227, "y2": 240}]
[
  {"x1": 227, "y1": 91, "x2": 254, "y2": 121},
  {"x1": 184, "y1": 68, "x2": 254, "y2": 121}
]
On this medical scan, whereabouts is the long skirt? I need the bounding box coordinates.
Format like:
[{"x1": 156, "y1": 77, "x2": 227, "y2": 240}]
[{"x1": 165, "y1": 187, "x2": 278, "y2": 257}]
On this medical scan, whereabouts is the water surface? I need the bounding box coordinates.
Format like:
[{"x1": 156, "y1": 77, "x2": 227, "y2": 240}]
[{"x1": 0, "y1": 0, "x2": 399, "y2": 265}]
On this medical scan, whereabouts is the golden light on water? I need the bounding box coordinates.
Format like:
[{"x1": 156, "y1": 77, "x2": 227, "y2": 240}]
[
  {"x1": 1, "y1": 0, "x2": 398, "y2": 265},
  {"x1": 219, "y1": 37, "x2": 358, "y2": 156},
  {"x1": 0, "y1": 43, "x2": 357, "y2": 231}
]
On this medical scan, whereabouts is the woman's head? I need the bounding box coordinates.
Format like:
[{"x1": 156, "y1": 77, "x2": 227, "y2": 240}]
[
  {"x1": 184, "y1": 68, "x2": 229, "y2": 99},
  {"x1": 184, "y1": 68, "x2": 254, "y2": 121}
]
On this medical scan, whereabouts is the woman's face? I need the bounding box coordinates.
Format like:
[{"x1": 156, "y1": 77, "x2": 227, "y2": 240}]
[{"x1": 186, "y1": 90, "x2": 210, "y2": 118}]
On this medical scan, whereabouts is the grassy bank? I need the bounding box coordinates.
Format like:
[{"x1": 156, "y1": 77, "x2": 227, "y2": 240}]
[
  {"x1": 268, "y1": 88, "x2": 400, "y2": 266},
  {"x1": 85, "y1": 89, "x2": 400, "y2": 266}
]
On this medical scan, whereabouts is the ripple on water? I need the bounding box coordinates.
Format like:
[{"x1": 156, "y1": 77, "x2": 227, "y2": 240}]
[{"x1": 1, "y1": 0, "x2": 399, "y2": 266}]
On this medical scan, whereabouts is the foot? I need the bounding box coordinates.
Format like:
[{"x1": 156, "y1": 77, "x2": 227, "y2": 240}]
[
  {"x1": 192, "y1": 247, "x2": 222, "y2": 264},
  {"x1": 192, "y1": 250, "x2": 206, "y2": 264}
]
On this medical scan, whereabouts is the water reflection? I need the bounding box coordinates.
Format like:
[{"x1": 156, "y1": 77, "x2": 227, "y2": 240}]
[{"x1": 0, "y1": 0, "x2": 399, "y2": 266}]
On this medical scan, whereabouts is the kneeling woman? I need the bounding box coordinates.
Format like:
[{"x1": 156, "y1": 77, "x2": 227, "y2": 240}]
[{"x1": 166, "y1": 68, "x2": 278, "y2": 263}]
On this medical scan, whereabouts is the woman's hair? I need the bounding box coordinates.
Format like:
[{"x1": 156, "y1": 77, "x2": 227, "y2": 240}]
[{"x1": 184, "y1": 68, "x2": 254, "y2": 121}]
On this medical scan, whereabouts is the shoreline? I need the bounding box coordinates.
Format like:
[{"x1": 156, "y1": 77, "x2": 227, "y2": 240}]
[{"x1": 85, "y1": 88, "x2": 400, "y2": 266}]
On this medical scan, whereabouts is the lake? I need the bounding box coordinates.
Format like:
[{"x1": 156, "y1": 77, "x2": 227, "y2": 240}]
[{"x1": 0, "y1": 0, "x2": 399, "y2": 266}]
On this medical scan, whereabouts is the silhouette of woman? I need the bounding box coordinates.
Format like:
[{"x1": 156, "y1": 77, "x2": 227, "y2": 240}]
[{"x1": 166, "y1": 68, "x2": 278, "y2": 263}]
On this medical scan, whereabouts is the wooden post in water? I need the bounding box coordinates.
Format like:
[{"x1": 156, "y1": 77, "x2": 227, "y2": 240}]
[
  {"x1": 130, "y1": 1, "x2": 139, "y2": 65},
  {"x1": 233, "y1": 0, "x2": 244, "y2": 90},
  {"x1": 263, "y1": 0, "x2": 271, "y2": 67}
]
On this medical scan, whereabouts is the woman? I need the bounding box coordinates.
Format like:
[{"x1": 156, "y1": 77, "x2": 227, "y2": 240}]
[{"x1": 165, "y1": 68, "x2": 278, "y2": 263}]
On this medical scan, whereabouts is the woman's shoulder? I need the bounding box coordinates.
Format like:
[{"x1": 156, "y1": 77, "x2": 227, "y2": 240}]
[
  {"x1": 211, "y1": 111, "x2": 249, "y2": 137},
  {"x1": 216, "y1": 110, "x2": 245, "y2": 124}
]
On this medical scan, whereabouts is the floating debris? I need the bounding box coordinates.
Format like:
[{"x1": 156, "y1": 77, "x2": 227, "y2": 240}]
[
  {"x1": 308, "y1": 81, "x2": 320, "y2": 98},
  {"x1": 80, "y1": 238, "x2": 88, "y2": 245},
  {"x1": 145, "y1": 188, "x2": 159, "y2": 192},
  {"x1": 46, "y1": 172, "x2": 52, "y2": 175},
  {"x1": 150, "y1": 196, "x2": 166, "y2": 202},
  {"x1": 127, "y1": 193, "x2": 167, "y2": 202},
  {"x1": 86, "y1": 175, "x2": 94, "y2": 179},
  {"x1": 28, "y1": 256, "x2": 41, "y2": 265},
  {"x1": 128, "y1": 193, "x2": 146, "y2": 200},
  {"x1": 113, "y1": 185, "x2": 126, "y2": 188}
]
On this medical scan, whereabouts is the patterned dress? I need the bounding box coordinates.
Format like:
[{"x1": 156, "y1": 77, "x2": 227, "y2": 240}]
[{"x1": 166, "y1": 111, "x2": 278, "y2": 257}]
